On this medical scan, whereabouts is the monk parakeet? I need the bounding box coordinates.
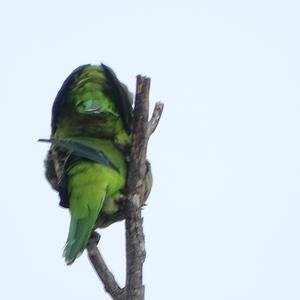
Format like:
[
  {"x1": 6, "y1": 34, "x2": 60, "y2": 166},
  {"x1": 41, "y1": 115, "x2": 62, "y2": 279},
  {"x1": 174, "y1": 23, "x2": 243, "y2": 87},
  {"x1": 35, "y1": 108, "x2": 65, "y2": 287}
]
[{"x1": 41, "y1": 64, "x2": 152, "y2": 265}]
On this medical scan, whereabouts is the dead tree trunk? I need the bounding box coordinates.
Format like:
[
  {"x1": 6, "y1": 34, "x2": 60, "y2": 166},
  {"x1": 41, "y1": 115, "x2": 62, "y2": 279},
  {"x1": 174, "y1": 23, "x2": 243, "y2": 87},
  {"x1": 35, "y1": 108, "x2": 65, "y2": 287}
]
[{"x1": 86, "y1": 74, "x2": 164, "y2": 300}]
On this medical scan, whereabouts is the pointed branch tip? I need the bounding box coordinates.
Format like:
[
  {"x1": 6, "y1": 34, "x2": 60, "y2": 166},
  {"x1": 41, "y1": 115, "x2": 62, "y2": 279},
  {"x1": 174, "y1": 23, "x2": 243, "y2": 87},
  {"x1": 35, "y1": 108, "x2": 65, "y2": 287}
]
[{"x1": 148, "y1": 102, "x2": 164, "y2": 136}]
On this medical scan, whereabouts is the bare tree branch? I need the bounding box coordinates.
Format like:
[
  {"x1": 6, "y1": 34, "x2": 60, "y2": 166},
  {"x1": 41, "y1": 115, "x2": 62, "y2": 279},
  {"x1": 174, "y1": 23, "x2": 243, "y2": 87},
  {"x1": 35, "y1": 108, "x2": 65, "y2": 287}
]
[
  {"x1": 87, "y1": 232, "x2": 124, "y2": 299},
  {"x1": 86, "y1": 73, "x2": 164, "y2": 300},
  {"x1": 148, "y1": 102, "x2": 164, "y2": 136},
  {"x1": 124, "y1": 75, "x2": 150, "y2": 300}
]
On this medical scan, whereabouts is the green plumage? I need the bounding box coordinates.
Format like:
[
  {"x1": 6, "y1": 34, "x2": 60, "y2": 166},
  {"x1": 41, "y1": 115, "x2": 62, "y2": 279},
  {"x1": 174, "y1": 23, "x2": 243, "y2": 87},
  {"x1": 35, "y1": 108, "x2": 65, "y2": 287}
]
[
  {"x1": 42, "y1": 64, "x2": 152, "y2": 265},
  {"x1": 62, "y1": 137, "x2": 127, "y2": 264},
  {"x1": 52, "y1": 64, "x2": 133, "y2": 146}
]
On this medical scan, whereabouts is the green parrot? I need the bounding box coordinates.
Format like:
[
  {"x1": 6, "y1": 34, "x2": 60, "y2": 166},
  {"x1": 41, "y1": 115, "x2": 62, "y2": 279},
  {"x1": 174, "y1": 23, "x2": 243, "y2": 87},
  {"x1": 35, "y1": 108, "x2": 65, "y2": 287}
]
[{"x1": 42, "y1": 64, "x2": 152, "y2": 265}]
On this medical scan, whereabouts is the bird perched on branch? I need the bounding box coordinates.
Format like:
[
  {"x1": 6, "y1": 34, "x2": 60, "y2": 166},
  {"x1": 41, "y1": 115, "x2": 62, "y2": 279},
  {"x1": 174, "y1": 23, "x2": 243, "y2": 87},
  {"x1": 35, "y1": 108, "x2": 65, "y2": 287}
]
[{"x1": 41, "y1": 64, "x2": 152, "y2": 265}]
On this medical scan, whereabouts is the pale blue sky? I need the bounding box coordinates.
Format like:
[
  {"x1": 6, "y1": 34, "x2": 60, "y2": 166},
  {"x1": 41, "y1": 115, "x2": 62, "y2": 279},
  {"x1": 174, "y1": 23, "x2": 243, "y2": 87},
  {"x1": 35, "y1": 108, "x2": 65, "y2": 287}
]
[{"x1": 1, "y1": 1, "x2": 300, "y2": 299}]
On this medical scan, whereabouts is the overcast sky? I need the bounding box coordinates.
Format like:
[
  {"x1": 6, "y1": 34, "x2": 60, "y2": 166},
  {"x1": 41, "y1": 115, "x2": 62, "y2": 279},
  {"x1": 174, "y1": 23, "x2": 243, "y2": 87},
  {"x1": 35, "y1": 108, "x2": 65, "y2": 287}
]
[{"x1": 1, "y1": 1, "x2": 300, "y2": 299}]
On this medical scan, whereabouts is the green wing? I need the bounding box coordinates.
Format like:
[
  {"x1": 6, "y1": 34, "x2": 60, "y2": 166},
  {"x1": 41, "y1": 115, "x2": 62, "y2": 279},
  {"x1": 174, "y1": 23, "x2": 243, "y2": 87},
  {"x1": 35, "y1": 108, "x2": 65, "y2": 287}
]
[{"x1": 39, "y1": 138, "x2": 118, "y2": 171}]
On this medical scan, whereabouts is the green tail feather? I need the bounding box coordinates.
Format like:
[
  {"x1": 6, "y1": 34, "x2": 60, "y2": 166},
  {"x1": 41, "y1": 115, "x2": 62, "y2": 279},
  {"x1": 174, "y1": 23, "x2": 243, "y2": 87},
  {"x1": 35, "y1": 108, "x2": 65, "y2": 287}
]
[{"x1": 63, "y1": 207, "x2": 99, "y2": 265}]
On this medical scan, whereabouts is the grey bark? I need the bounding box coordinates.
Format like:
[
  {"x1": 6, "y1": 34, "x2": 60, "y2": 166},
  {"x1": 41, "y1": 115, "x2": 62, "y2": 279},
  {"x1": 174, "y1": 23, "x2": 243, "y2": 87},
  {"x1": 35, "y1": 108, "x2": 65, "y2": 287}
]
[{"x1": 86, "y1": 75, "x2": 164, "y2": 300}]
